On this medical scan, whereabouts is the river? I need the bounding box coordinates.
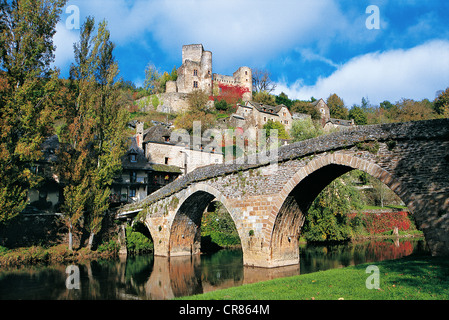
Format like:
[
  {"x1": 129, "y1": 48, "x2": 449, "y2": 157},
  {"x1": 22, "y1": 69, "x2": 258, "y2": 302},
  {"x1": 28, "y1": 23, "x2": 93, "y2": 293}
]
[{"x1": 0, "y1": 238, "x2": 428, "y2": 300}]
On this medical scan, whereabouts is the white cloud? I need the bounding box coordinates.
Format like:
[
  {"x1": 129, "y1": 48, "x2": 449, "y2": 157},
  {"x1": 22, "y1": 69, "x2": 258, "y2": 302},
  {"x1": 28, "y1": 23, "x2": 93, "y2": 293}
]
[
  {"x1": 296, "y1": 48, "x2": 340, "y2": 69},
  {"x1": 52, "y1": 22, "x2": 79, "y2": 70},
  {"x1": 276, "y1": 40, "x2": 449, "y2": 106},
  {"x1": 149, "y1": 0, "x2": 350, "y2": 71},
  {"x1": 59, "y1": 0, "x2": 352, "y2": 72}
]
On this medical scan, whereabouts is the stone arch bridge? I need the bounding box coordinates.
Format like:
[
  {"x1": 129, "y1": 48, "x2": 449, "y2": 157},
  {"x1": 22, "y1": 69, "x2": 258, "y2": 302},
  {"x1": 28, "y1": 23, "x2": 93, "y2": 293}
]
[{"x1": 119, "y1": 119, "x2": 449, "y2": 268}]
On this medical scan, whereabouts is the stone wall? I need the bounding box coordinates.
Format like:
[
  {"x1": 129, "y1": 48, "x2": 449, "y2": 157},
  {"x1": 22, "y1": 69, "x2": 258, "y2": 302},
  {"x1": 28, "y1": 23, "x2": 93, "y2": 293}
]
[{"x1": 146, "y1": 142, "x2": 223, "y2": 174}]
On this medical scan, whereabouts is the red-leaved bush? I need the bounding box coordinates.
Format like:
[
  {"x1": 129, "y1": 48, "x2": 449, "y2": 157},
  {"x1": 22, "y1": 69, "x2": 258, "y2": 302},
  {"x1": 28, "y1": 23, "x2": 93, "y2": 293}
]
[
  {"x1": 349, "y1": 211, "x2": 411, "y2": 234},
  {"x1": 210, "y1": 83, "x2": 249, "y2": 105}
]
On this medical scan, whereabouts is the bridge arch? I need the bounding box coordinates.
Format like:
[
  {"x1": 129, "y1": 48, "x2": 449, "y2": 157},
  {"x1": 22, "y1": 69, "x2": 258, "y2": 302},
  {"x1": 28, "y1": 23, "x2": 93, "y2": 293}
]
[
  {"x1": 168, "y1": 183, "x2": 242, "y2": 256},
  {"x1": 268, "y1": 153, "x2": 412, "y2": 267}
]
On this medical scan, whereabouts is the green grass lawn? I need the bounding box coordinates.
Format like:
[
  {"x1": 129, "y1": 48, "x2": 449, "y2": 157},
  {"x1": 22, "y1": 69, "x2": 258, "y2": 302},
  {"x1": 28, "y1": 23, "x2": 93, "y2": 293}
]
[{"x1": 177, "y1": 254, "x2": 449, "y2": 300}]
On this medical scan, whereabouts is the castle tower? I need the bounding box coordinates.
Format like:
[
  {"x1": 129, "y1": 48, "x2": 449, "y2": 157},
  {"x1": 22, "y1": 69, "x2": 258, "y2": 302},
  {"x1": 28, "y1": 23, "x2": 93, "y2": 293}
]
[
  {"x1": 233, "y1": 66, "x2": 253, "y2": 101},
  {"x1": 176, "y1": 44, "x2": 213, "y2": 96}
]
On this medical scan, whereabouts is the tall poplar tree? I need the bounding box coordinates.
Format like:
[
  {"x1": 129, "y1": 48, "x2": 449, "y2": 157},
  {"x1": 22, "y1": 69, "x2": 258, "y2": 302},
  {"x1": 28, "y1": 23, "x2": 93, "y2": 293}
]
[
  {"x1": 0, "y1": 0, "x2": 66, "y2": 225},
  {"x1": 56, "y1": 17, "x2": 128, "y2": 250}
]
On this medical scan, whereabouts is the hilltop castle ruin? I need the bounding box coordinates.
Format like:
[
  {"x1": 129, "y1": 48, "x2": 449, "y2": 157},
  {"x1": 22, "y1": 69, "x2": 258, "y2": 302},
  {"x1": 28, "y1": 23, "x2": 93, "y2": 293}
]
[{"x1": 145, "y1": 44, "x2": 252, "y2": 113}]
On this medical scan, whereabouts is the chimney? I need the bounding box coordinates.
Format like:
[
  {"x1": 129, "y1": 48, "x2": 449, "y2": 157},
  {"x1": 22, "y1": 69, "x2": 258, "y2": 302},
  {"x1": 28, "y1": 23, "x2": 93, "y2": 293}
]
[{"x1": 136, "y1": 121, "x2": 144, "y2": 150}]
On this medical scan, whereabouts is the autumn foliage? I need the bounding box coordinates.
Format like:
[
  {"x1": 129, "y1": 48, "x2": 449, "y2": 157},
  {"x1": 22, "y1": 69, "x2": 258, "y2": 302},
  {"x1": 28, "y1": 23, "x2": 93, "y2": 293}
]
[
  {"x1": 211, "y1": 83, "x2": 249, "y2": 106},
  {"x1": 348, "y1": 211, "x2": 411, "y2": 234}
]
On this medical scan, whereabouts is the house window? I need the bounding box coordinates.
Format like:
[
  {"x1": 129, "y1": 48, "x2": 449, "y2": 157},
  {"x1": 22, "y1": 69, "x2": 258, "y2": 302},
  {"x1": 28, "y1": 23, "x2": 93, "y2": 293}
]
[
  {"x1": 245, "y1": 71, "x2": 248, "y2": 75},
  {"x1": 285, "y1": 120, "x2": 289, "y2": 125},
  {"x1": 164, "y1": 157, "x2": 169, "y2": 165},
  {"x1": 193, "y1": 69, "x2": 198, "y2": 76},
  {"x1": 129, "y1": 188, "x2": 136, "y2": 198},
  {"x1": 130, "y1": 154, "x2": 137, "y2": 162},
  {"x1": 264, "y1": 117, "x2": 267, "y2": 122},
  {"x1": 130, "y1": 171, "x2": 137, "y2": 183},
  {"x1": 193, "y1": 81, "x2": 198, "y2": 88}
]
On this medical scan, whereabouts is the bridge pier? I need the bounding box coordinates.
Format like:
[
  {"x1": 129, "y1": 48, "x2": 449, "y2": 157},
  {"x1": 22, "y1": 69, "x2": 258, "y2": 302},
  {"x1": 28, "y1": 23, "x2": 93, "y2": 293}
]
[{"x1": 226, "y1": 194, "x2": 305, "y2": 268}]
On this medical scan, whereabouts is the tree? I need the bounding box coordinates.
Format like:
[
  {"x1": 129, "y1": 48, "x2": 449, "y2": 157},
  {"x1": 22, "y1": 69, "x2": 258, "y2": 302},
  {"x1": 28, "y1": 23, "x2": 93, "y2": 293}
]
[
  {"x1": 253, "y1": 91, "x2": 276, "y2": 105},
  {"x1": 380, "y1": 100, "x2": 394, "y2": 110},
  {"x1": 275, "y1": 92, "x2": 294, "y2": 108},
  {"x1": 327, "y1": 93, "x2": 348, "y2": 119},
  {"x1": 143, "y1": 63, "x2": 161, "y2": 94},
  {"x1": 214, "y1": 98, "x2": 232, "y2": 113},
  {"x1": 395, "y1": 98, "x2": 437, "y2": 122},
  {"x1": 252, "y1": 68, "x2": 276, "y2": 93},
  {"x1": 0, "y1": 0, "x2": 67, "y2": 225},
  {"x1": 303, "y1": 176, "x2": 363, "y2": 242},
  {"x1": 349, "y1": 105, "x2": 367, "y2": 125},
  {"x1": 434, "y1": 87, "x2": 449, "y2": 117},
  {"x1": 263, "y1": 120, "x2": 289, "y2": 140},
  {"x1": 291, "y1": 100, "x2": 321, "y2": 120},
  {"x1": 57, "y1": 17, "x2": 128, "y2": 250},
  {"x1": 187, "y1": 89, "x2": 210, "y2": 113},
  {"x1": 290, "y1": 118, "x2": 323, "y2": 142},
  {"x1": 174, "y1": 111, "x2": 216, "y2": 134}
]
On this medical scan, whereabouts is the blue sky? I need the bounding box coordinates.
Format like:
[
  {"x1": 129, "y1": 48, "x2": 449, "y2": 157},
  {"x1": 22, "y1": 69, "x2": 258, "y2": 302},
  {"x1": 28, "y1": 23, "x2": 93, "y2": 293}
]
[{"x1": 53, "y1": 0, "x2": 449, "y2": 106}]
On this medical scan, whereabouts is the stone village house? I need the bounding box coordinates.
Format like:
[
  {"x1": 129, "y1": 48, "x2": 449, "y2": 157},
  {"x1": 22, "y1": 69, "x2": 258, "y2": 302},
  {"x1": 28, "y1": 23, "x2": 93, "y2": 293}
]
[
  {"x1": 230, "y1": 101, "x2": 293, "y2": 131},
  {"x1": 24, "y1": 118, "x2": 225, "y2": 212},
  {"x1": 223, "y1": 98, "x2": 354, "y2": 134}
]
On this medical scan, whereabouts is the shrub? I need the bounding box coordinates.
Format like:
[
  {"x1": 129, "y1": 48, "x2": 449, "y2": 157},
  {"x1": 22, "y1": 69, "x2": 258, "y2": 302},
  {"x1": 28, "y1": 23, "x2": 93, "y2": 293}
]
[
  {"x1": 201, "y1": 203, "x2": 241, "y2": 247},
  {"x1": 125, "y1": 225, "x2": 153, "y2": 254},
  {"x1": 347, "y1": 211, "x2": 411, "y2": 235},
  {"x1": 0, "y1": 246, "x2": 8, "y2": 254},
  {"x1": 97, "y1": 240, "x2": 120, "y2": 253}
]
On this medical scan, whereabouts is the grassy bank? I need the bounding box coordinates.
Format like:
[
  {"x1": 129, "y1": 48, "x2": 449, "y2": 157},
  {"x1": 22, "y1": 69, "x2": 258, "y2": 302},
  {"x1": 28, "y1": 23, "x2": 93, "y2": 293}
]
[
  {"x1": 0, "y1": 243, "x2": 119, "y2": 268},
  {"x1": 177, "y1": 254, "x2": 449, "y2": 300}
]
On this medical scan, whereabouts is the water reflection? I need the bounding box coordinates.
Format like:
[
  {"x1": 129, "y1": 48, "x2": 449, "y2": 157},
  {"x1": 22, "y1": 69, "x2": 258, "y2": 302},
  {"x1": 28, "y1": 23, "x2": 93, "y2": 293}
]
[{"x1": 0, "y1": 239, "x2": 427, "y2": 300}]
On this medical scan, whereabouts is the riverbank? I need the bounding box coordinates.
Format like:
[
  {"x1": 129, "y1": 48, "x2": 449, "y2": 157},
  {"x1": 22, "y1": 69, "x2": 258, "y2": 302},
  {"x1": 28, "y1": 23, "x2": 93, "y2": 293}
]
[
  {"x1": 177, "y1": 253, "x2": 449, "y2": 300},
  {"x1": 0, "y1": 244, "x2": 118, "y2": 268}
]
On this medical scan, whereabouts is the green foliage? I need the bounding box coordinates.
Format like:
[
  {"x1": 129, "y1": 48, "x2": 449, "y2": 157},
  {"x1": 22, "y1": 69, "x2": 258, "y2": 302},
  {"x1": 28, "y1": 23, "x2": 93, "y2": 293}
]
[
  {"x1": 57, "y1": 17, "x2": 129, "y2": 250},
  {"x1": 290, "y1": 118, "x2": 324, "y2": 142},
  {"x1": 143, "y1": 64, "x2": 177, "y2": 94},
  {"x1": 275, "y1": 92, "x2": 294, "y2": 108},
  {"x1": 0, "y1": 0, "x2": 67, "y2": 225},
  {"x1": 201, "y1": 203, "x2": 241, "y2": 247},
  {"x1": 253, "y1": 91, "x2": 276, "y2": 105},
  {"x1": 263, "y1": 119, "x2": 290, "y2": 140},
  {"x1": 125, "y1": 223, "x2": 153, "y2": 254},
  {"x1": 291, "y1": 100, "x2": 321, "y2": 120},
  {"x1": 356, "y1": 141, "x2": 380, "y2": 154},
  {"x1": 151, "y1": 95, "x2": 160, "y2": 109},
  {"x1": 96, "y1": 240, "x2": 120, "y2": 253},
  {"x1": 434, "y1": 87, "x2": 449, "y2": 116},
  {"x1": 214, "y1": 98, "x2": 232, "y2": 112},
  {"x1": 349, "y1": 105, "x2": 368, "y2": 125},
  {"x1": 327, "y1": 93, "x2": 349, "y2": 119},
  {"x1": 303, "y1": 176, "x2": 363, "y2": 242}
]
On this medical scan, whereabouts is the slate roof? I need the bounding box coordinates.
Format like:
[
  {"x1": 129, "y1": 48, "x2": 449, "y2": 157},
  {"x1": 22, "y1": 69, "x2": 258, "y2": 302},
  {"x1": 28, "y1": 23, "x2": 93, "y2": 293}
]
[
  {"x1": 123, "y1": 136, "x2": 182, "y2": 173},
  {"x1": 246, "y1": 101, "x2": 288, "y2": 115}
]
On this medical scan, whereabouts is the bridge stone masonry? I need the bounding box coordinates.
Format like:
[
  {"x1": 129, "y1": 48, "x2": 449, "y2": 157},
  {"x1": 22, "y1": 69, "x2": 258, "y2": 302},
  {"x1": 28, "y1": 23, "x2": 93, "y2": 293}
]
[{"x1": 119, "y1": 119, "x2": 449, "y2": 268}]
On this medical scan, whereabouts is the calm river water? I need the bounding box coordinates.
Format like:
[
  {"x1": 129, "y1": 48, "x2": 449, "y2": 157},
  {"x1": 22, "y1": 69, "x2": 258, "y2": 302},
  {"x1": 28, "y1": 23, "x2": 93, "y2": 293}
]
[{"x1": 0, "y1": 238, "x2": 428, "y2": 300}]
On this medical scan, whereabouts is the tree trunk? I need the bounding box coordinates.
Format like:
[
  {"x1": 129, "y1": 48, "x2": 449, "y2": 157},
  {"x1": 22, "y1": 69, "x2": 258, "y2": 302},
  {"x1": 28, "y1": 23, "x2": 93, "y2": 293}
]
[
  {"x1": 88, "y1": 232, "x2": 95, "y2": 250},
  {"x1": 68, "y1": 223, "x2": 73, "y2": 251}
]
